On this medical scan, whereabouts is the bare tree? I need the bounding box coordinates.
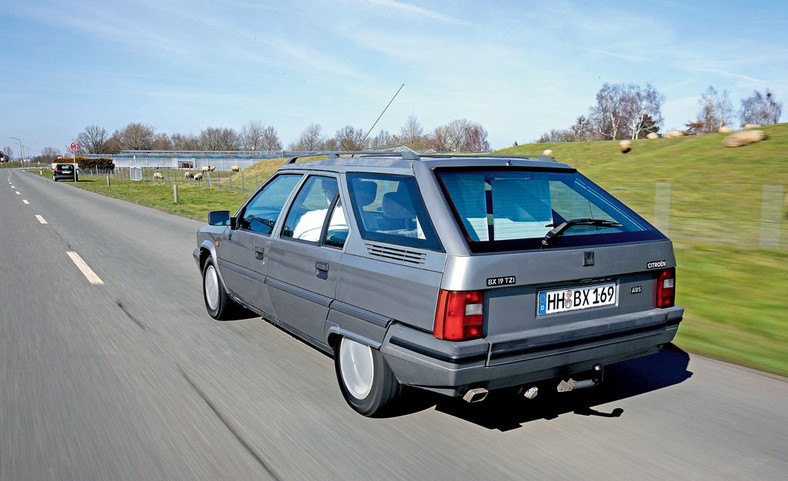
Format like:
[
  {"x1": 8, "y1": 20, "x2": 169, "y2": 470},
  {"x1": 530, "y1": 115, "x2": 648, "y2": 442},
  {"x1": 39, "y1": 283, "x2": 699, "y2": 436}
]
[
  {"x1": 537, "y1": 129, "x2": 575, "y2": 143},
  {"x1": 260, "y1": 126, "x2": 282, "y2": 151},
  {"x1": 170, "y1": 133, "x2": 201, "y2": 150},
  {"x1": 76, "y1": 125, "x2": 110, "y2": 154},
  {"x1": 290, "y1": 124, "x2": 324, "y2": 151},
  {"x1": 240, "y1": 121, "x2": 266, "y2": 150},
  {"x1": 398, "y1": 114, "x2": 424, "y2": 147},
  {"x1": 740, "y1": 89, "x2": 782, "y2": 126},
  {"x1": 460, "y1": 122, "x2": 490, "y2": 152},
  {"x1": 625, "y1": 84, "x2": 664, "y2": 139},
  {"x1": 689, "y1": 86, "x2": 733, "y2": 134},
  {"x1": 431, "y1": 119, "x2": 489, "y2": 152},
  {"x1": 115, "y1": 123, "x2": 156, "y2": 150},
  {"x1": 590, "y1": 83, "x2": 629, "y2": 140},
  {"x1": 200, "y1": 127, "x2": 240, "y2": 151},
  {"x1": 32, "y1": 147, "x2": 61, "y2": 163},
  {"x1": 2, "y1": 146, "x2": 14, "y2": 161},
  {"x1": 152, "y1": 133, "x2": 171, "y2": 150},
  {"x1": 370, "y1": 130, "x2": 393, "y2": 149},
  {"x1": 334, "y1": 125, "x2": 366, "y2": 151},
  {"x1": 570, "y1": 116, "x2": 595, "y2": 141}
]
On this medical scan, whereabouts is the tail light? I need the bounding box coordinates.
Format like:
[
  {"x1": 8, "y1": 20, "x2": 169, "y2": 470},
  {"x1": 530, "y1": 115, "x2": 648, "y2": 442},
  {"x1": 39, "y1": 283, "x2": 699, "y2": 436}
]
[
  {"x1": 656, "y1": 268, "x2": 675, "y2": 308},
  {"x1": 434, "y1": 290, "x2": 484, "y2": 341}
]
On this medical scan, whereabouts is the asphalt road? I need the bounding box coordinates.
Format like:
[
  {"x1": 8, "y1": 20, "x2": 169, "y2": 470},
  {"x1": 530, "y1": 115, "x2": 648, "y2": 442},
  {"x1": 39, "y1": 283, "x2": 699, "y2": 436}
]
[{"x1": 2, "y1": 169, "x2": 786, "y2": 481}]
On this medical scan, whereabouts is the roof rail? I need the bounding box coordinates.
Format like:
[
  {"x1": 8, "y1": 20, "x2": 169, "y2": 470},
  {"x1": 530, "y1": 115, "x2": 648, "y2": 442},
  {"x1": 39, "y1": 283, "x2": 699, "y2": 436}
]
[
  {"x1": 284, "y1": 152, "x2": 558, "y2": 165},
  {"x1": 285, "y1": 150, "x2": 418, "y2": 164}
]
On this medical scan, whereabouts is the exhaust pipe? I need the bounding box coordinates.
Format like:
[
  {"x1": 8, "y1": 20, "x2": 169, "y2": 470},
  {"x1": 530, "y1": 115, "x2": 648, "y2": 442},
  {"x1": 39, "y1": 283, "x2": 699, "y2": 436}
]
[
  {"x1": 462, "y1": 387, "x2": 488, "y2": 403},
  {"x1": 557, "y1": 364, "x2": 605, "y2": 393}
]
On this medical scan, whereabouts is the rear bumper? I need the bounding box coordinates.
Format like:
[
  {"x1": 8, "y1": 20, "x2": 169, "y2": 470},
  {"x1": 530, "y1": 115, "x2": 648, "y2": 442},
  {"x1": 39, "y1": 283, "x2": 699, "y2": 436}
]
[{"x1": 380, "y1": 306, "x2": 683, "y2": 397}]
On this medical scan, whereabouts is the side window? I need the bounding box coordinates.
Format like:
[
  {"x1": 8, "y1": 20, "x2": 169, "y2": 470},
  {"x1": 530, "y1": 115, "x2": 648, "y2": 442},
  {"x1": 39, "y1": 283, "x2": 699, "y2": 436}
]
[
  {"x1": 241, "y1": 174, "x2": 302, "y2": 234},
  {"x1": 347, "y1": 173, "x2": 442, "y2": 251},
  {"x1": 324, "y1": 200, "x2": 348, "y2": 249},
  {"x1": 281, "y1": 176, "x2": 339, "y2": 243}
]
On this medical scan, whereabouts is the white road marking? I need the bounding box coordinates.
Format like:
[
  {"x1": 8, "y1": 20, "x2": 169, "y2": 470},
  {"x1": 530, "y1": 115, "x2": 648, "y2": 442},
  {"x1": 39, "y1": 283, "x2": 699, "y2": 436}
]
[
  {"x1": 23, "y1": 200, "x2": 29, "y2": 204},
  {"x1": 66, "y1": 251, "x2": 105, "y2": 285},
  {"x1": 15, "y1": 191, "x2": 20, "y2": 195},
  {"x1": 35, "y1": 215, "x2": 47, "y2": 224}
]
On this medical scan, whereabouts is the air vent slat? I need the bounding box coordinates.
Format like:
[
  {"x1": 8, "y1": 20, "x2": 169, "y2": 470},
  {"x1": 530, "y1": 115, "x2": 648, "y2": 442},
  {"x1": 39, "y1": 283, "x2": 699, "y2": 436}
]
[{"x1": 365, "y1": 243, "x2": 426, "y2": 265}]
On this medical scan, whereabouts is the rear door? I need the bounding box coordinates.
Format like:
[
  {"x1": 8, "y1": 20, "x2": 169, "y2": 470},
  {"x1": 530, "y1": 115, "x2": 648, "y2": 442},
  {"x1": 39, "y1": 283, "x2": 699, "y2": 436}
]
[{"x1": 265, "y1": 175, "x2": 347, "y2": 345}]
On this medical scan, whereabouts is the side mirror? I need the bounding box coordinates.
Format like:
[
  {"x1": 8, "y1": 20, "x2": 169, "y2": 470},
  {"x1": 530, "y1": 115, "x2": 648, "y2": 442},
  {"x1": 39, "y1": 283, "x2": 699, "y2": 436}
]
[{"x1": 208, "y1": 210, "x2": 230, "y2": 226}]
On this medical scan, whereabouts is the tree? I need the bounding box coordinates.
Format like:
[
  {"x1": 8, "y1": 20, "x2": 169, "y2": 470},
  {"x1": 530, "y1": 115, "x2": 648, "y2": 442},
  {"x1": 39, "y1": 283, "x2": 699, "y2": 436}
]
[
  {"x1": 290, "y1": 124, "x2": 324, "y2": 151},
  {"x1": 152, "y1": 133, "x2": 171, "y2": 150},
  {"x1": 170, "y1": 133, "x2": 201, "y2": 150},
  {"x1": 431, "y1": 119, "x2": 489, "y2": 152},
  {"x1": 334, "y1": 125, "x2": 366, "y2": 151},
  {"x1": 537, "y1": 129, "x2": 575, "y2": 143},
  {"x1": 116, "y1": 122, "x2": 156, "y2": 150},
  {"x1": 240, "y1": 120, "x2": 266, "y2": 150},
  {"x1": 199, "y1": 127, "x2": 240, "y2": 151},
  {"x1": 570, "y1": 116, "x2": 595, "y2": 141},
  {"x1": 1, "y1": 146, "x2": 13, "y2": 161},
  {"x1": 76, "y1": 125, "x2": 110, "y2": 154},
  {"x1": 398, "y1": 115, "x2": 424, "y2": 147},
  {"x1": 588, "y1": 83, "x2": 664, "y2": 140},
  {"x1": 689, "y1": 86, "x2": 733, "y2": 134},
  {"x1": 260, "y1": 126, "x2": 282, "y2": 151},
  {"x1": 370, "y1": 130, "x2": 393, "y2": 149},
  {"x1": 740, "y1": 89, "x2": 782, "y2": 126}
]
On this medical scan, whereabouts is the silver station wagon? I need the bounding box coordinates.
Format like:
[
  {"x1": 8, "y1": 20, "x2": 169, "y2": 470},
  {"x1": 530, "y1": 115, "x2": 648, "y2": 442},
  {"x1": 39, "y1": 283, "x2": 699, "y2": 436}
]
[{"x1": 194, "y1": 152, "x2": 683, "y2": 416}]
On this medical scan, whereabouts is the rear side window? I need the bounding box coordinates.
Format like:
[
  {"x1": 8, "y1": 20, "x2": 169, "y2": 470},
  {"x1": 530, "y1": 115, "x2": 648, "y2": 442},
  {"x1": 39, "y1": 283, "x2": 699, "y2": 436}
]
[
  {"x1": 240, "y1": 174, "x2": 301, "y2": 234},
  {"x1": 347, "y1": 173, "x2": 442, "y2": 251},
  {"x1": 436, "y1": 169, "x2": 661, "y2": 251},
  {"x1": 281, "y1": 176, "x2": 340, "y2": 243}
]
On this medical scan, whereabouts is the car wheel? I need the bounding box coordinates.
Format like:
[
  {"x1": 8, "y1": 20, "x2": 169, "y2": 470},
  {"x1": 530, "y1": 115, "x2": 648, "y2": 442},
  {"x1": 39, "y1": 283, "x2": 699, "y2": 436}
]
[
  {"x1": 202, "y1": 258, "x2": 236, "y2": 320},
  {"x1": 335, "y1": 337, "x2": 402, "y2": 416}
]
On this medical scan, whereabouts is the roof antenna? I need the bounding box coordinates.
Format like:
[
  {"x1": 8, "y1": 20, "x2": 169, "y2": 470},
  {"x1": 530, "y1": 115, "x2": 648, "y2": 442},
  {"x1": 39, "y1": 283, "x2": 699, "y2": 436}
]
[{"x1": 355, "y1": 83, "x2": 405, "y2": 154}]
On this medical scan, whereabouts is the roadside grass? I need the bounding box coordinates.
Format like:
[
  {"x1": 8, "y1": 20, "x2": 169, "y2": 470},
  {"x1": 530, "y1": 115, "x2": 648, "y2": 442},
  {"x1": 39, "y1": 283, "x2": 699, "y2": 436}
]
[{"x1": 26, "y1": 126, "x2": 788, "y2": 377}]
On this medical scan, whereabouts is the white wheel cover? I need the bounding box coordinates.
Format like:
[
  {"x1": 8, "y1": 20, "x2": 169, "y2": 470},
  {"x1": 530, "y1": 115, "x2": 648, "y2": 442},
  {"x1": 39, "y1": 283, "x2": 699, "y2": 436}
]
[
  {"x1": 339, "y1": 338, "x2": 374, "y2": 400},
  {"x1": 204, "y1": 265, "x2": 220, "y2": 311}
]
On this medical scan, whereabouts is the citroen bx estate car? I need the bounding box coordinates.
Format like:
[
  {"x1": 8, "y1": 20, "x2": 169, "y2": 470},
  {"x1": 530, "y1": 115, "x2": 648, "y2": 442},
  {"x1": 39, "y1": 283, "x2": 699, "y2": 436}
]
[{"x1": 194, "y1": 152, "x2": 683, "y2": 416}]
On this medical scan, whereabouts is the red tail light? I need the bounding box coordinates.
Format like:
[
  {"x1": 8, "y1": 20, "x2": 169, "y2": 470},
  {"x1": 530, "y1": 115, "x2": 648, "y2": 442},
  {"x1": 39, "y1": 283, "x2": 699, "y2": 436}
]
[
  {"x1": 434, "y1": 290, "x2": 484, "y2": 341},
  {"x1": 656, "y1": 268, "x2": 675, "y2": 308}
]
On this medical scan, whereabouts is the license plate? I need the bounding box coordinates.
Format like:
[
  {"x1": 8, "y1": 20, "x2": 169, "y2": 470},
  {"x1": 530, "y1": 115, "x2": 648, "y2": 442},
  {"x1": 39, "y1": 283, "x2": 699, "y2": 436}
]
[{"x1": 537, "y1": 283, "x2": 618, "y2": 315}]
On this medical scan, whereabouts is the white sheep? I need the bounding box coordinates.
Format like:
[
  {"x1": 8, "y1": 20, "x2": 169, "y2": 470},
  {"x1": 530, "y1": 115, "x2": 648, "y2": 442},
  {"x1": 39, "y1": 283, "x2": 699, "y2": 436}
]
[
  {"x1": 646, "y1": 132, "x2": 659, "y2": 139},
  {"x1": 231, "y1": 166, "x2": 241, "y2": 172},
  {"x1": 184, "y1": 172, "x2": 194, "y2": 179},
  {"x1": 542, "y1": 149, "x2": 553, "y2": 158},
  {"x1": 208, "y1": 166, "x2": 216, "y2": 172},
  {"x1": 194, "y1": 172, "x2": 203, "y2": 181},
  {"x1": 718, "y1": 125, "x2": 733, "y2": 133},
  {"x1": 619, "y1": 140, "x2": 631, "y2": 153},
  {"x1": 743, "y1": 123, "x2": 761, "y2": 129},
  {"x1": 201, "y1": 166, "x2": 210, "y2": 172},
  {"x1": 665, "y1": 130, "x2": 684, "y2": 139},
  {"x1": 153, "y1": 172, "x2": 164, "y2": 182}
]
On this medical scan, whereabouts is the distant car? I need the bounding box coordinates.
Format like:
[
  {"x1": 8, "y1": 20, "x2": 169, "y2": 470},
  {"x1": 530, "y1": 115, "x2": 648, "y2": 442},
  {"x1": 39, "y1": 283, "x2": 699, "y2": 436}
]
[
  {"x1": 194, "y1": 152, "x2": 683, "y2": 416},
  {"x1": 53, "y1": 163, "x2": 78, "y2": 182}
]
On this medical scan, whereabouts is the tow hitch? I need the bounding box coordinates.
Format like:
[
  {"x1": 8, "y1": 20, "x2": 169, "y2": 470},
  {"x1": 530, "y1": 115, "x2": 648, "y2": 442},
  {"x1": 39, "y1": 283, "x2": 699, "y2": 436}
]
[{"x1": 557, "y1": 364, "x2": 605, "y2": 393}]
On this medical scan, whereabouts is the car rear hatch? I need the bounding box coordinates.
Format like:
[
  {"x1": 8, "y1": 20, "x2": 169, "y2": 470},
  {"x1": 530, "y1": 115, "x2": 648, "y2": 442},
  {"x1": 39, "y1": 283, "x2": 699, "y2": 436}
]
[{"x1": 431, "y1": 165, "x2": 682, "y2": 368}]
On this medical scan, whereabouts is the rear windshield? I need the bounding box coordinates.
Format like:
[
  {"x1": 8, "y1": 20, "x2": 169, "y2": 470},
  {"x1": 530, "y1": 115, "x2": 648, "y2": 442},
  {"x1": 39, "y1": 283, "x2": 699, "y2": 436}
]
[{"x1": 435, "y1": 168, "x2": 663, "y2": 252}]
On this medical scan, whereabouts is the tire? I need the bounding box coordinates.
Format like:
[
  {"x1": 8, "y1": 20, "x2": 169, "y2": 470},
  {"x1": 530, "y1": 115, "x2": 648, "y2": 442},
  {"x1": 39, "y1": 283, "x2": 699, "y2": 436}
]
[
  {"x1": 334, "y1": 337, "x2": 402, "y2": 416},
  {"x1": 201, "y1": 258, "x2": 236, "y2": 320}
]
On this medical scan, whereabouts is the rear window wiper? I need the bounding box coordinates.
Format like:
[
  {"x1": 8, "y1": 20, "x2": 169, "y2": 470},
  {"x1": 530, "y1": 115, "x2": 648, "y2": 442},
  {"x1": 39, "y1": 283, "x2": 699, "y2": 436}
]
[{"x1": 542, "y1": 218, "x2": 621, "y2": 247}]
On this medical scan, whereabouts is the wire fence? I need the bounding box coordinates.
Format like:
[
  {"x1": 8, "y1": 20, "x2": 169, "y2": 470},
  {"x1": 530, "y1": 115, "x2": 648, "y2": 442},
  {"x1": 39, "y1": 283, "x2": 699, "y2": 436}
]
[{"x1": 88, "y1": 167, "x2": 786, "y2": 250}]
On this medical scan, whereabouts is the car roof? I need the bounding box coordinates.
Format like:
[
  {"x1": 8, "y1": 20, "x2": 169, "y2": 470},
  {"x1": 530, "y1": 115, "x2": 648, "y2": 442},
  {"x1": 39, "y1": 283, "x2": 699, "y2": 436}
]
[{"x1": 276, "y1": 151, "x2": 576, "y2": 175}]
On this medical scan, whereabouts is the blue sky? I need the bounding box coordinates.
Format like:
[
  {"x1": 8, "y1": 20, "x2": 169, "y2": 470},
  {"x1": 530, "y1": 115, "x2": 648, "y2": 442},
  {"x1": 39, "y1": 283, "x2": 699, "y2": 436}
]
[{"x1": 2, "y1": 0, "x2": 786, "y2": 157}]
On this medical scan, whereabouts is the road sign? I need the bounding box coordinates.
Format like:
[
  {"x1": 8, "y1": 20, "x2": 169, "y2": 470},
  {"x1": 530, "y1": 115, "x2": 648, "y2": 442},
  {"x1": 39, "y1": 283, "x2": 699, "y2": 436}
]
[{"x1": 70, "y1": 142, "x2": 78, "y2": 152}]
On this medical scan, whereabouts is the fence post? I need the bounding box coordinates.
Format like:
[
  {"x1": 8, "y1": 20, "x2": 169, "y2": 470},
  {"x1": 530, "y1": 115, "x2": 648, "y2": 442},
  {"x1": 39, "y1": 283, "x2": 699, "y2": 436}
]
[
  {"x1": 241, "y1": 171, "x2": 244, "y2": 194},
  {"x1": 654, "y1": 182, "x2": 671, "y2": 235},
  {"x1": 759, "y1": 184, "x2": 783, "y2": 249},
  {"x1": 173, "y1": 184, "x2": 179, "y2": 203}
]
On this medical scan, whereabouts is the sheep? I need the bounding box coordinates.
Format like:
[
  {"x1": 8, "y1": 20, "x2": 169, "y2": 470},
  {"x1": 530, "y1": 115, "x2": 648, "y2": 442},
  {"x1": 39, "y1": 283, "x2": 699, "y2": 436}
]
[
  {"x1": 208, "y1": 165, "x2": 216, "y2": 171},
  {"x1": 542, "y1": 149, "x2": 553, "y2": 158},
  {"x1": 619, "y1": 140, "x2": 631, "y2": 153},
  {"x1": 743, "y1": 123, "x2": 761, "y2": 129},
  {"x1": 153, "y1": 172, "x2": 164, "y2": 182},
  {"x1": 723, "y1": 129, "x2": 765, "y2": 147},
  {"x1": 231, "y1": 166, "x2": 241, "y2": 172},
  {"x1": 193, "y1": 172, "x2": 203, "y2": 181},
  {"x1": 665, "y1": 130, "x2": 684, "y2": 139},
  {"x1": 646, "y1": 132, "x2": 659, "y2": 139},
  {"x1": 184, "y1": 172, "x2": 194, "y2": 180},
  {"x1": 718, "y1": 125, "x2": 733, "y2": 133},
  {"x1": 201, "y1": 166, "x2": 210, "y2": 172}
]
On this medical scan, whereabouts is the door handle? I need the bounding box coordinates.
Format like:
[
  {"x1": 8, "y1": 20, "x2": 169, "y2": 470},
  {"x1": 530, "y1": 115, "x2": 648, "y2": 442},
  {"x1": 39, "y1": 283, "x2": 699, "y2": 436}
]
[
  {"x1": 254, "y1": 247, "x2": 265, "y2": 261},
  {"x1": 315, "y1": 261, "x2": 329, "y2": 279}
]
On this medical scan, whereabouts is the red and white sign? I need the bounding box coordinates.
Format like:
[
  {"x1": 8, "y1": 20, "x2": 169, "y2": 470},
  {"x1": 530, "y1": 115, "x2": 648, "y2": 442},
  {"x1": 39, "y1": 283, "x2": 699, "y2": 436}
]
[{"x1": 70, "y1": 142, "x2": 78, "y2": 152}]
